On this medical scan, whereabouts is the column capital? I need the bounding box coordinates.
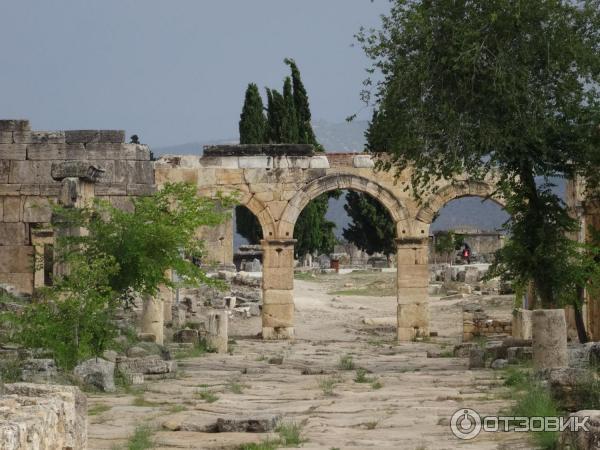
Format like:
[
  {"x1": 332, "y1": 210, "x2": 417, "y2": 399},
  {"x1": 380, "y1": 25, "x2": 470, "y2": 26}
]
[
  {"x1": 260, "y1": 239, "x2": 297, "y2": 247},
  {"x1": 395, "y1": 237, "x2": 428, "y2": 248}
]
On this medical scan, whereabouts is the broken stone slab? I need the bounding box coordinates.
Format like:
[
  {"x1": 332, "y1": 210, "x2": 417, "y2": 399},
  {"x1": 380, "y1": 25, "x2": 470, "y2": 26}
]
[
  {"x1": 537, "y1": 368, "x2": 598, "y2": 412},
  {"x1": 362, "y1": 317, "x2": 396, "y2": 327},
  {"x1": 0, "y1": 120, "x2": 30, "y2": 132},
  {"x1": 507, "y1": 346, "x2": 533, "y2": 364},
  {"x1": 51, "y1": 160, "x2": 105, "y2": 182},
  {"x1": 468, "y1": 348, "x2": 485, "y2": 369},
  {"x1": 73, "y1": 358, "x2": 116, "y2": 392},
  {"x1": 116, "y1": 356, "x2": 177, "y2": 375},
  {"x1": 453, "y1": 343, "x2": 477, "y2": 358},
  {"x1": 1, "y1": 383, "x2": 87, "y2": 450},
  {"x1": 491, "y1": 359, "x2": 508, "y2": 369},
  {"x1": 64, "y1": 129, "x2": 125, "y2": 144},
  {"x1": 215, "y1": 415, "x2": 281, "y2": 433},
  {"x1": 20, "y1": 358, "x2": 57, "y2": 382},
  {"x1": 174, "y1": 328, "x2": 199, "y2": 344}
]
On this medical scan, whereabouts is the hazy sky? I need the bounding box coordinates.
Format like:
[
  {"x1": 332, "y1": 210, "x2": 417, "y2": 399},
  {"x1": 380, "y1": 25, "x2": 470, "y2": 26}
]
[{"x1": 1, "y1": 1, "x2": 388, "y2": 148}]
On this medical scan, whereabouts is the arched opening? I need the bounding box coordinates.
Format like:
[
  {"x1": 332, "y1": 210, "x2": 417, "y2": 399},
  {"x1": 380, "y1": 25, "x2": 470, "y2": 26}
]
[
  {"x1": 278, "y1": 175, "x2": 406, "y2": 341},
  {"x1": 426, "y1": 194, "x2": 512, "y2": 342}
]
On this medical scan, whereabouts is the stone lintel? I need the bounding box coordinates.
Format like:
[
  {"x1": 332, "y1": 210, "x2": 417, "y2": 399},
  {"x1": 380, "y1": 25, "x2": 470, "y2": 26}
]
[
  {"x1": 395, "y1": 237, "x2": 428, "y2": 247},
  {"x1": 204, "y1": 144, "x2": 314, "y2": 157},
  {"x1": 261, "y1": 239, "x2": 297, "y2": 247}
]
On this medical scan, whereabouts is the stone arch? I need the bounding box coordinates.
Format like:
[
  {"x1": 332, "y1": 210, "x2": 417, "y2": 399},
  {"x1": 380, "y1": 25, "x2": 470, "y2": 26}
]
[
  {"x1": 197, "y1": 186, "x2": 277, "y2": 240},
  {"x1": 277, "y1": 173, "x2": 411, "y2": 238},
  {"x1": 415, "y1": 180, "x2": 506, "y2": 225}
]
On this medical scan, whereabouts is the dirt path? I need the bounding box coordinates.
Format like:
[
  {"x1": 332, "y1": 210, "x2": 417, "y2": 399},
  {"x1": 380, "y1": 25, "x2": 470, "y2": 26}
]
[{"x1": 87, "y1": 275, "x2": 530, "y2": 450}]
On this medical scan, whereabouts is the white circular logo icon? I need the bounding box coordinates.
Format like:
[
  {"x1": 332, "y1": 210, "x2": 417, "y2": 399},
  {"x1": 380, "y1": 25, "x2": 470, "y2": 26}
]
[{"x1": 450, "y1": 408, "x2": 482, "y2": 440}]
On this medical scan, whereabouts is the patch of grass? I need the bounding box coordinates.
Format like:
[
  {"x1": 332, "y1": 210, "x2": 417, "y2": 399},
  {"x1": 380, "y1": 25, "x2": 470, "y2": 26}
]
[
  {"x1": 228, "y1": 380, "x2": 248, "y2": 394},
  {"x1": 439, "y1": 350, "x2": 454, "y2": 358},
  {"x1": 276, "y1": 421, "x2": 304, "y2": 447},
  {"x1": 166, "y1": 404, "x2": 186, "y2": 413},
  {"x1": 502, "y1": 367, "x2": 529, "y2": 387},
  {"x1": 319, "y1": 375, "x2": 341, "y2": 396},
  {"x1": 132, "y1": 395, "x2": 163, "y2": 408},
  {"x1": 363, "y1": 420, "x2": 378, "y2": 430},
  {"x1": 0, "y1": 358, "x2": 22, "y2": 383},
  {"x1": 196, "y1": 389, "x2": 219, "y2": 403},
  {"x1": 367, "y1": 338, "x2": 384, "y2": 347},
  {"x1": 338, "y1": 354, "x2": 355, "y2": 370},
  {"x1": 509, "y1": 379, "x2": 560, "y2": 449},
  {"x1": 237, "y1": 439, "x2": 279, "y2": 450},
  {"x1": 354, "y1": 368, "x2": 369, "y2": 383},
  {"x1": 370, "y1": 379, "x2": 383, "y2": 390},
  {"x1": 88, "y1": 403, "x2": 111, "y2": 416},
  {"x1": 124, "y1": 424, "x2": 155, "y2": 450}
]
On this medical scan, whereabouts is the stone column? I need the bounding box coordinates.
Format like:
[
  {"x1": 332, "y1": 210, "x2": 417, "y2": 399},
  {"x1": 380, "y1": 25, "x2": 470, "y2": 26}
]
[
  {"x1": 261, "y1": 239, "x2": 296, "y2": 340},
  {"x1": 396, "y1": 238, "x2": 430, "y2": 341},
  {"x1": 532, "y1": 309, "x2": 568, "y2": 369},
  {"x1": 141, "y1": 294, "x2": 164, "y2": 345},
  {"x1": 207, "y1": 311, "x2": 228, "y2": 353}
]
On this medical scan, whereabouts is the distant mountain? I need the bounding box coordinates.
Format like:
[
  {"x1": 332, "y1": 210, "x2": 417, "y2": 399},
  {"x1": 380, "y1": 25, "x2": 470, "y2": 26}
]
[{"x1": 152, "y1": 119, "x2": 368, "y2": 156}]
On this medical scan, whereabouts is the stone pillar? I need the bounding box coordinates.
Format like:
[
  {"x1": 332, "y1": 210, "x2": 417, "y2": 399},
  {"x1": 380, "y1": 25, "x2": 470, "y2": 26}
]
[
  {"x1": 532, "y1": 309, "x2": 568, "y2": 369},
  {"x1": 207, "y1": 311, "x2": 228, "y2": 353},
  {"x1": 512, "y1": 308, "x2": 533, "y2": 340},
  {"x1": 141, "y1": 294, "x2": 164, "y2": 345},
  {"x1": 261, "y1": 239, "x2": 295, "y2": 340},
  {"x1": 396, "y1": 238, "x2": 429, "y2": 341}
]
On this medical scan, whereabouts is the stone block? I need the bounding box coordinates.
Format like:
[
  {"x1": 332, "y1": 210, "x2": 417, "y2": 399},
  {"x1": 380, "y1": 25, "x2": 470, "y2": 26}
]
[
  {"x1": 9, "y1": 160, "x2": 54, "y2": 183},
  {"x1": 74, "y1": 358, "x2": 116, "y2": 392},
  {"x1": 109, "y1": 196, "x2": 134, "y2": 212},
  {"x1": 262, "y1": 289, "x2": 294, "y2": 305},
  {"x1": 262, "y1": 303, "x2": 294, "y2": 328},
  {"x1": 38, "y1": 184, "x2": 61, "y2": 196},
  {"x1": 30, "y1": 131, "x2": 66, "y2": 144},
  {"x1": 84, "y1": 143, "x2": 148, "y2": 160},
  {"x1": 0, "y1": 160, "x2": 9, "y2": 183},
  {"x1": 11, "y1": 131, "x2": 32, "y2": 144},
  {"x1": 0, "y1": 273, "x2": 33, "y2": 295},
  {"x1": 26, "y1": 143, "x2": 86, "y2": 160},
  {"x1": 0, "y1": 246, "x2": 34, "y2": 273},
  {"x1": 65, "y1": 129, "x2": 123, "y2": 143},
  {"x1": 0, "y1": 132, "x2": 13, "y2": 144},
  {"x1": 239, "y1": 156, "x2": 271, "y2": 168},
  {"x1": 562, "y1": 410, "x2": 600, "y2": 450},
  {"x1": 23, "y1": 197, "x2": 52, "y2": 223},
  {"x1": 216, "y1": 415, "x2": 281, "y2": 433},
  {"x1": 262, "y1": 268, "x2": 294, "y2": 290},
  {"x1": 174, "y1": 328, "x2": 199, "y2": 344},
  {"x1": 1, "y1": 382, "x2": 87, "y2": 450},
  {"x1": 309, "y1": 155, "x2": 329, "y2": 168},
  {"x1": 116, "y1": 356, "x2": 177, "y2": 375},
  {"x1": 3, "y1": 197, "x2": 22, "y2": 222},
  {"x1": 262, "y1": 326, "x2": 294, "y2": 340},
  {"x1": 127, "y1": 183, "x2": 156, "y2": 196},
  {"x1": 468, "y1": 348, "x2": 485, "y2": 369},
  {"x1": 262, "y1": 244, "x2": 295, "y2": 268},
  {"x1": 353, "y1": 154, "x2": 375, "y2": 168},
  {"x1": 215, "y1": 169, "x2": 244, "y2": 185},
  {"x1": 0, "y1": 144, "x2": 26, "y2": 160},
  {"x1": 0, "y1": 223, "x2": 27, "y2": 245},
  {"x1": 532, "y1": 309, "x2": 568, "y2": 369},
  {"x1": 125, "y1": 160, "x2": 154, "y2": 184},
  {"x1": 512, "y1": 308, "x2": 533, "y2": 340},
  {"x1": 50, "y1": 160, "x2": 105, "y2": 182},
  {"x1": 0, "y1": 120, "x2": 30, "y2": 132},
  {"x1": 397, "y1": 264, "x2": 429, "y2": 287},
  {"x1": 94, "y1": 183, "x2": 127, "y2": 196}
]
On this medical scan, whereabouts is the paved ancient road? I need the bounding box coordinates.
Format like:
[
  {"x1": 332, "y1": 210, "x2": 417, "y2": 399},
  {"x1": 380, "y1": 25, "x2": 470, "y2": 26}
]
[{"x1": 87, "y1": 277, "x2": 531, "y2": 450}]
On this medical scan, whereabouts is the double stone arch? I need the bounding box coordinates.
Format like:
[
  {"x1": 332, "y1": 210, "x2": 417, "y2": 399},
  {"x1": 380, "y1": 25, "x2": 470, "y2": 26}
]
[{"x1": 237, "y1": 174, "x2": 505, "y2": 241}]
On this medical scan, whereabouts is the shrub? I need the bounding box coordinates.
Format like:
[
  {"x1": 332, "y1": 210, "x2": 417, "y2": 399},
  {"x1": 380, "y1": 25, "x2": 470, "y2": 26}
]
[{"x1": 338, "y1": 355, "x2": 355, "y2": 370}]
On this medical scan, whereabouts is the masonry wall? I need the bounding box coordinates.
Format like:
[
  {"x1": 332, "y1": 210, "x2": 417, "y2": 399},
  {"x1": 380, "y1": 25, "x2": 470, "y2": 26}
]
[{"x1": 0, "y1": 119, "x2": 154, "y2": 295}]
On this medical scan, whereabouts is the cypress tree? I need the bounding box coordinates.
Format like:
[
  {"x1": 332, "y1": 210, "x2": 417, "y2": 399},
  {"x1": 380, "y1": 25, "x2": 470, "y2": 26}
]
[
  {"x1": 282, "y1": 77, "x2": 299, "y2": 143},
  {"x1": 239, "y1": 83, "x2": 267, "y2": 144},
  {"x1": 284, "y1": 58, "x2": 320, "y2": 150}
]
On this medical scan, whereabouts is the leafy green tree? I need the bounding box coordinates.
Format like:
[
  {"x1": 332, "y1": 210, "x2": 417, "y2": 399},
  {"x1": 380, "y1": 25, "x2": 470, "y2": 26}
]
[
  {"x1": 358, "y1": 0, "x2": 600, "y2": 313},
  {"x1": 5, "y1": 183, "x2": 232, "y2": 369},
  {"x1": 294, "y1": 195, "x2": 337, "y2": 258},
  {"x1": 239, "y1": 83, "x2": 267, "y2": 144}
]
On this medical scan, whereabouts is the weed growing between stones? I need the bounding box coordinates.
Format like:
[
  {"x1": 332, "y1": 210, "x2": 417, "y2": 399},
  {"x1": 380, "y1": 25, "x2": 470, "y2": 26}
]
[
  {"x1": 88, "y1": 403, "x2": 111, "y2": 416},
  {"x1": 319, "y1": 375, "x2": 341, "y2": 396},
  {"x1": 370, "y1": 379, "x2": 383, "y2": 390},
  {"x1": 196, "y1": 388, "x2": 219, "y2": 403},
  {"x1": 338, "y1": 354, "x2": 355, "y2": 370},
  {"x1": 173, "y1": 339, "x2": 211, "y2": 360},
  {"x1": 237, "y1": 422, "x2": 305, "y2": 449},
  {"x1": 113, "y1": 424, "x2": 155, "y2": 450}
]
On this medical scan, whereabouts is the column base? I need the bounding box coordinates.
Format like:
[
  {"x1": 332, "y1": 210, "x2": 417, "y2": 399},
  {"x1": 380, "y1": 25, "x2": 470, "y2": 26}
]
[{"x1": 262, "y1": 327, "x2": 295, "y2": 340}]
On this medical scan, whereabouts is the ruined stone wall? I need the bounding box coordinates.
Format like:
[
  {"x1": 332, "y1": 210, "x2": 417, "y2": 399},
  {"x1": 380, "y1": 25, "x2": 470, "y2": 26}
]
[{"x1": 0, "y1": 119, "x2": 154, "y2": 295}]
